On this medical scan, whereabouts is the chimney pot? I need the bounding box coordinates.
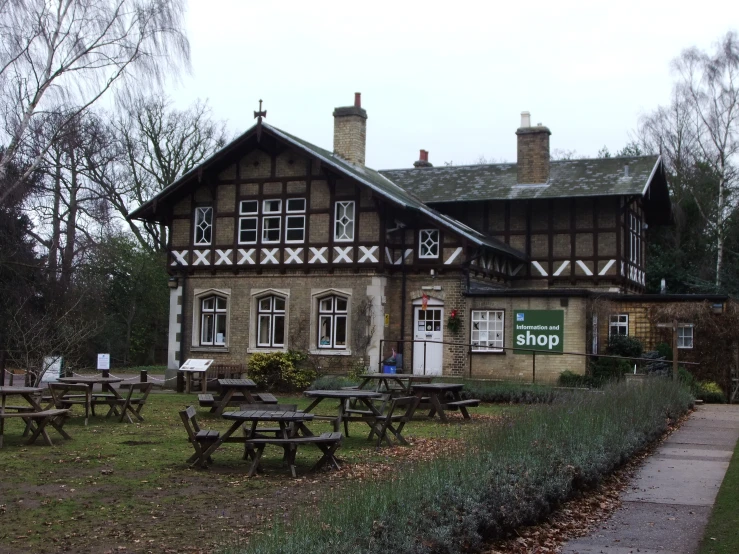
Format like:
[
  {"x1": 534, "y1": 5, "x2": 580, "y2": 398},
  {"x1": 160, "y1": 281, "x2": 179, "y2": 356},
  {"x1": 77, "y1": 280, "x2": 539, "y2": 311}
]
[
  {"x1": 354, "y1": 92, "x2": 361, "y2": 107},
  {"x1": 521, "y1": 111, "x2": 531, "y2": 128},
  {"x1": 413, "y1": 149, "x2": 433, "y2": 168}
]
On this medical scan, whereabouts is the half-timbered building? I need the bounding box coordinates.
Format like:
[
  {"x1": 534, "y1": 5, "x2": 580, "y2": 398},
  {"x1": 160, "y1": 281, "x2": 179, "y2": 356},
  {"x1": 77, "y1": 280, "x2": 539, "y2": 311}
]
[{"x1": 131, "y1": 94, "x2": 706, "y2": 384}]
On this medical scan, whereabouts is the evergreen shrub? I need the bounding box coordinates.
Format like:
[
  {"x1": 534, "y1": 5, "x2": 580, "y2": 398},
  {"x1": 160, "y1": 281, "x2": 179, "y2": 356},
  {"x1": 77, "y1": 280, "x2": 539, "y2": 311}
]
[{"x1": 247, "y1": 351, "x2": 315, "y2": 392}]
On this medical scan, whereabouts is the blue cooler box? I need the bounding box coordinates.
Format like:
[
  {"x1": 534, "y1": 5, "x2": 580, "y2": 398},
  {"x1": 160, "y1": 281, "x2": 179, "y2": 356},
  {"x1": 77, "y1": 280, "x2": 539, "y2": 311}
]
[{"x1": 382, "y1": 363, "x2": 397, "y2": 374}]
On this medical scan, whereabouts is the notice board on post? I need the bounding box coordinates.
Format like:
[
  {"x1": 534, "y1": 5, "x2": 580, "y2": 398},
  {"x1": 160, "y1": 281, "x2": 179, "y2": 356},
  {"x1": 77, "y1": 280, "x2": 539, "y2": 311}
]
[{"x1": 513, "y1": 310, "x2": 564, "y2": 354}]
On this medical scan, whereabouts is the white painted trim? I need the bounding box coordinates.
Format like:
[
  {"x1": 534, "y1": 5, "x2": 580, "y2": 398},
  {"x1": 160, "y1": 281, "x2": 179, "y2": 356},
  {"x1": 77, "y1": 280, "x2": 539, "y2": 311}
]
[
  {"x1": 576, "y1": 260, "x2": 593, "y2": 276},
  {"x1": 284, "y1": 248, "x2": 303, "y2": 264},
  {"x1": 215, "y1": 249, "x2": 232, "y2": 265},
  {"x1": 531, "y1": 261, "x2": 548, "y2": 276},
  {"x1": 192, "y1": 250, "x2": 210, "y2": 266},
  {"x1": 444, "y1": 247, "x2": 463, "y2": 265},
  {"x1": 171, "y1": 250, "x2": 188, "y2": 266},
  {"x1": 553, "y1": 260, "x2": 570, "y2": 276},
  {"x1": 358, "y1": 246, "x2": 378, "y2": 263},
  {"x1": 334, "y1": 246, "x2": 353, "y2": 263},
  {"x1": 309, "y1": 247, "x2": 328, "y2": 264},
  {"x1": 599, "y1": 259, "x2": 616, "y2": 275},
  {"x1": 238, "y1": 248, "x2": 256, "y2": 265},
  {"x1": 261, "y1": 248, "x2": 279, "y2": 264}
]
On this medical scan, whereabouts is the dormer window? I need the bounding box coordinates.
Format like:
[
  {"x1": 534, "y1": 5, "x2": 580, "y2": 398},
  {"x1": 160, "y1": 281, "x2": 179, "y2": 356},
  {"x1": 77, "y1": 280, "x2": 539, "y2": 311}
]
[
  {"x1": 194, "y1": 207, "x2": 213, "y2": 246},
  {"x1": 419, "y1": 229, "x2": 440, "y2": 258}
]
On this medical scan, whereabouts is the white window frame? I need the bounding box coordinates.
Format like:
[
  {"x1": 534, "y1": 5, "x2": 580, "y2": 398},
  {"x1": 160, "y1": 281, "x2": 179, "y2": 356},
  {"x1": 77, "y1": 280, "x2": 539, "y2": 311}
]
[
  {"x1": 263, "y1": 199, "x2": 282, "y2": 214},
  {"x1": 609, "y1": 314, "x2": 629, "y2": 337},
  {"x1": 192, "y1": 289, "x2": 231, "y2": 350},
  {"x1": 318, "y1": 295, "x2": 349, "y2": 350},
  {"x1": 194, "y1": 206, "x2": 213, "y2": 246},
  {"x1": 471, "y1": 310, "x2": 504, "y2": 352},
  {"x1": 262, "y1": 216, "x2": 281, "y2": 243},
  {"x1": 238, "y1": 201, "x2": 259, "y2": 245},
  {"x1": 630, "y1": 213, "x2": 641, "y2": 265},
  {"x1": 334, "y1": 201, "x2": 355, "y2": 242},
  {"x1": 419, "y1": 229, "x2": 440, "y2": 259},
  {"x1": 285, "y1": 197, "x2": 306, "y2": 243},
  {"x1": 677, "y1": 324, "x2": 694, "y2": 349},
  {"x1": 248, "y1": 289, "x2": 290, "y2": 352},
  {"x1": 256, "y1": 295, "x2": 286, "y2": 348}
]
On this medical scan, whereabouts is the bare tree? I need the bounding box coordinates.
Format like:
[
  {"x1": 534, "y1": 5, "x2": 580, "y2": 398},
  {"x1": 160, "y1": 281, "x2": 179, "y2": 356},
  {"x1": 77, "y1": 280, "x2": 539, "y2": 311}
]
[
  {"x1": 671, "y1": 31, "x2": 739, "y2": 288},
  {"x1": 104, "y1": 95, "x2": 228, "y2": 251},
  {"x1": 0, "y1": 0, "x2": 190, "y2": 205}
]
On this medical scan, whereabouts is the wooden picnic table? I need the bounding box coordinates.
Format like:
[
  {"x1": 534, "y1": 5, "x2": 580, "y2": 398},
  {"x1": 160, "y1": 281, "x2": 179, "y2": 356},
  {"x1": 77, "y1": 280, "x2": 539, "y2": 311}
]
[
  {"x1": 213, "y1": 379, "x2": 259, "y2": 416},
  {"x1": 357, "y1": 373, "x2": 434, "y2": 394},
  {"x1": 303, "y1": 389, "x2": 383, "y2": 437},
  {"x1": 0, "y1": 386, "x2": 71, "y2": 447},
  {"x1": 410, "y1": 383, "x2": 477, "y2": 422},
  {"x1": 57, "y1": 375, "x2": 124, "y2": 417}
]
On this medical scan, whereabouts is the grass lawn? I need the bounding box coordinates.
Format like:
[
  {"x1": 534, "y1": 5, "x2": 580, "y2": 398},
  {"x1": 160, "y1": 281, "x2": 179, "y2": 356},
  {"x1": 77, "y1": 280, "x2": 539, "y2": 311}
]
[
  {"x1": 0, "y1": 390, "x2": 514, "y2": 554},
  {"x1": 699, "y1": 435, "x2": 739, "y2": 553}
]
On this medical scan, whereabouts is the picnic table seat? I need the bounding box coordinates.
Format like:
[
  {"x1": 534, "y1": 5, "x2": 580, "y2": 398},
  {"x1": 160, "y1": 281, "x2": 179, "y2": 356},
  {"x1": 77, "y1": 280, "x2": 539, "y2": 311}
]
[
  {"x1": 253, "y1": 392, "x2": 278, "y2": 404},
  {"x1": 48, "y1": 382, "x2": 92, "y2": 426},
  {"x1": 0, "y1": 408, "x2": 71, "y2": 445},
  {"x1": 114, "y1": 382, "x2": 153, "y2": 423},
  {"x1": 370, "y1": 396, "x2": 420, "y2": 447},
  {"x1": 179, "y1": 406, "x2": 220, "y2": 465},
  {"x1": 445, "y1": 399, "x2": 480, "y2": 410},
  {"x1": 198, "y1": 393, "x2": 215, "y2": 407},
  {"x1": 344, "y1": 393, "x2": 389, "y2": 418},
  {"x1": 244, "y1": 431, "x2": 343, "y2": 478}
]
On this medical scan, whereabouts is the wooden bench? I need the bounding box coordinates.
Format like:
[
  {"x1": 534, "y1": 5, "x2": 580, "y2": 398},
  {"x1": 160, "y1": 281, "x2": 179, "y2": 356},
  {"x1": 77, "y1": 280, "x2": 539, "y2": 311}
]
[
  {"x1": 198, "y1": 393, "x2": 215, "y2": 408},
  {"x1": 0, "y1": 409, "x2": 71, "y2": 446},
  {"x1": 444, "y1": 399, "x2": 480, "y2": 419},
  {"x1": 254, "y1": 392, "x2": 278, "y2": 404},
  {"x1": 179, "y1": 406, "x2": 221, "y2": 466},
  {"x1": 244, "y1": 431, "x2": 343, "y2": 478},
  {"x1": 48, "y1": 383, "x2": 92, "y2": 426},
  {"x1": 370, "y1": 396, "x2": 420, "y2": 447}
]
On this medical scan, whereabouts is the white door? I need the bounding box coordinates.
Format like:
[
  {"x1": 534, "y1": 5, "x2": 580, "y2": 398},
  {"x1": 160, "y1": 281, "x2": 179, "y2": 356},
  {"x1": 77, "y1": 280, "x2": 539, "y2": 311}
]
[{"x1": 413, "y1": 305, "x2": 444, "y2": 375}]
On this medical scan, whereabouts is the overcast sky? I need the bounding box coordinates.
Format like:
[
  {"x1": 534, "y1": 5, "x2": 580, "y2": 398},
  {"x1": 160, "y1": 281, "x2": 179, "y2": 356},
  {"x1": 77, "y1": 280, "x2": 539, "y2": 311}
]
[{"x1": 167, "y1": 0, "x2": 736, "y2": 170}]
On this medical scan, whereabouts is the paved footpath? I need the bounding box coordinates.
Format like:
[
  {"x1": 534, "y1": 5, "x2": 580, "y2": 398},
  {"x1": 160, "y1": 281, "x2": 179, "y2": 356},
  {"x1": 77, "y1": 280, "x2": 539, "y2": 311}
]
[{"x1": 561, "y1": 404, "x2": 739, "y2": 554}]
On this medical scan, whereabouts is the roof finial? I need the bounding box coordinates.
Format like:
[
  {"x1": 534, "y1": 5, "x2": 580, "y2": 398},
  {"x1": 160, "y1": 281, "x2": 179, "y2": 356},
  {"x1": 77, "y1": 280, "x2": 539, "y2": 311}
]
[{"x1": 254, "y1": 99, "x2": 267, "y2": 141}]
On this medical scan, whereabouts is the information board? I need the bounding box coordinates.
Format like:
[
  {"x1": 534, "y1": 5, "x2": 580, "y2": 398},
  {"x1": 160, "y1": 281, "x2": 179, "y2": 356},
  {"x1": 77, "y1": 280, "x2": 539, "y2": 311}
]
[
  {"x1": 513, "y1": 310, "x2": 564, "y2": 354},
  {"x1": 97, "y1": 353, "x2": 110, "y2": 370},
  {"x1": 179, "y1": 359, "x2": 214, "y2": 373},
  {"x1": 41, "y1": 356, "x2": 63, "y2": 383}
]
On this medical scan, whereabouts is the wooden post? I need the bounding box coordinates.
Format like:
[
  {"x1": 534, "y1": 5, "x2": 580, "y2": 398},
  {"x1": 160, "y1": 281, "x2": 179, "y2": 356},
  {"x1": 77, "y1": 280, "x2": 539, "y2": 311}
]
[
  {"x1": 672, "y1": 319, "x2": 679, "y2": 381},
  {"x1": 140, "y1": 370, "x2": 148, "y2": 383},
  {"x1": 102, "y1": 369, "x2": 110, "y2": 378},
  {"x1": 532, "y1": 350, "x2": 536, "y2": 384}
]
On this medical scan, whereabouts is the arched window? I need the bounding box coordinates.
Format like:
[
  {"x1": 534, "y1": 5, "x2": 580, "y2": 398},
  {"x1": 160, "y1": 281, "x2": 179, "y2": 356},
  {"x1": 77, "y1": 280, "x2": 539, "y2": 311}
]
[
  {"x1": 318, "y1": 295, "x2": 348, "y2": 349},
  {"x1": 201, "y1": 295, "x2": 227, "y2": 346},
  {"x1": 257, "y1": 295, "x2": 286, "y2": 348}
]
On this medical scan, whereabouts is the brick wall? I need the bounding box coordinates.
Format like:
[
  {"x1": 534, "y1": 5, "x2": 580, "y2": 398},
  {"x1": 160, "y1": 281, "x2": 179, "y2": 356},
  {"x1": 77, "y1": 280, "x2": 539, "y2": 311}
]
[{"x1": 516, "y1": 126, "x2": 551, "y2": 184}]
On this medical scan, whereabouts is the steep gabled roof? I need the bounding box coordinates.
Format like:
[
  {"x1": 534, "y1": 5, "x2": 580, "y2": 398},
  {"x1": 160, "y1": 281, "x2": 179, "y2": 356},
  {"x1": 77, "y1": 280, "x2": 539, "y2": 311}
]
[{"x1": 129, "y1": 122, "x2": 526, "y2": 261}]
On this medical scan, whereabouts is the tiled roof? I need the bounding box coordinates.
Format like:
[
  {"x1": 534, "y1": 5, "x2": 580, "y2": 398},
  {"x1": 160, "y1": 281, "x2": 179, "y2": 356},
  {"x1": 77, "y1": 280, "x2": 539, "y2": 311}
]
[{"x1": 378, "y1": 156, "x2": 662, "y2": 203}]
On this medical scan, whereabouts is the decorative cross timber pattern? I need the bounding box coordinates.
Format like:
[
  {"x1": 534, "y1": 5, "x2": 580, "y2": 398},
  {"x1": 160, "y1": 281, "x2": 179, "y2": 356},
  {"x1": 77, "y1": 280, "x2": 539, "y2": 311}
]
[
  {"x1": 262, "y1": 248, "x2": 279, "y2": 264},
  {"x1": 215, "y1": 249, "x2": 233, "y2": 265},
  {"x1": 308, "y1": 247, "x2": 328, "y2": 264},
  {"x1": 444, "y1": 247, "x2": 462, "y2": 265},
  {"x1": 552, "y1": 260, "x2": 570, "y2": 276},
  {"x1": 192, "y1": 250, "x2": 211, "y2": 266},
  {"x1": 334, "y1": 246, "x2": 353, "y2": 263},
  {"x1": 285, "y1": 248, "x2": 303, "y2": 264},
  {"x1": 238, "y1": 248, "x2": 256, "y2": 265},
  {"x1": 358, "y1": 246, "x2": 378, "y2": 263},
  {"x1": 171, "y1": 250, "x2": 188, "y2": 266},
  {"x1": 575, "y1": 260, "x2": 593, "y2": 276},
  {"x1": 385, "y1": 247, "x2": 413, "y2": 265},
  {"x1": 599, "y1": 259, "x2": 616, "y2": 276},
  {"x1": 531, "y1": 261, "x2": 548, "y2": 276}
]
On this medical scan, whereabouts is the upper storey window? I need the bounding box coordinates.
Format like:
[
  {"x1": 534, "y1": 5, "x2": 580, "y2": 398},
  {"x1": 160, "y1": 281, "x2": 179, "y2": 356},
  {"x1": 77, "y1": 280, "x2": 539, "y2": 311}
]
[
  {"x1": 334, "y1": 201, "x2": 355, "y2": 242},
  {"x1": 419, "y1": 229, "x2": 440, "y2": 258},
  {"x1": 194, "y1": 207, "x2": 213, "y2": 246},
  {"x1": 285, "y1": 198, "x2": 306, "y2": 243},
  {"x1": 629, "y1": 213, "x2": 641, "y2": 265},
  {"x1": 239, "y1": 200, "x2": 258, "y2": 244}
]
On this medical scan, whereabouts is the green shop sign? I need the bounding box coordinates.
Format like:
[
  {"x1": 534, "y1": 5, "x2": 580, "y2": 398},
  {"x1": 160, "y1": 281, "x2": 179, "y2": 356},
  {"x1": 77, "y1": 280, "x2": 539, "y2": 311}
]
[{"x1": 513, "y1": 310, "x2": 564, "y2": 354}]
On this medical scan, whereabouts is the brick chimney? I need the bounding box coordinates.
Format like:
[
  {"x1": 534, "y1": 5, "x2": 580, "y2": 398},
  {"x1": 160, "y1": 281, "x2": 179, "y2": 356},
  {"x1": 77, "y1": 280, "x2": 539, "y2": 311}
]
[
  {"x1": 413, "y1": 149, "x2": 433, "y2": 168},
  {"x1": 333, "y1": 92, "x2": 367, "y2": 165},
  {"x1": 515, "y1": 111, "x2": 551, "y2": 184}
]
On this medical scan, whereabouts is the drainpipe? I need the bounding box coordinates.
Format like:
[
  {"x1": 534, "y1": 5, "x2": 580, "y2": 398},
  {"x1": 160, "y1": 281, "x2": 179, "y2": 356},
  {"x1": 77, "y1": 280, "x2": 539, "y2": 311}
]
[
  {"x1": 400, "y1": 230, "x2": 407, "y2": 356},
  {"x1": 177, "y1": 271, "x2": 187, "y2": 393}
]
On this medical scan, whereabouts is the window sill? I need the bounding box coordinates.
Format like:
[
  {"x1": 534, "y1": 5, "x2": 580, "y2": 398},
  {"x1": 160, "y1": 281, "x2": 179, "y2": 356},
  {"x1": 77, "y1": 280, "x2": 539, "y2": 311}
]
[
  {"x1": 247, "y1": 347, "x2": 288, "y2": 354},
  {"x1": 310, "y1": 349, "x2": 352, "y2": 356},
  {"x1": 471, "y1": 350, "x2": 506, "y2": 355},
  {"x1": 191, "y1": 346, "x2": 229, "y2": 353}
]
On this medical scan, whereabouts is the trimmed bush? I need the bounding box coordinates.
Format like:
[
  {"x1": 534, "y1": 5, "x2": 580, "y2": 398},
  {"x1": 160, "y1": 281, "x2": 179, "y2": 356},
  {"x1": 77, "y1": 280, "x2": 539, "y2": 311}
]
[
  {"x1": 558, "y1": 370, "x2": 593, "y2": 388},
  {"x1": 247, "y1": 351, "x2": 315, "y2": 392},
  {"x1": 695, "y1": 381, "x2": 725, "y2": 403},
  {"x1": 308, "y1": 375, "x2": 360, "y2": 390},
  {"x1": 237, "y1": 380, "x2": 693, "y2": 554},
  {"x1": 459, "y1": 380, "x2": 558, "y2": 404}
]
